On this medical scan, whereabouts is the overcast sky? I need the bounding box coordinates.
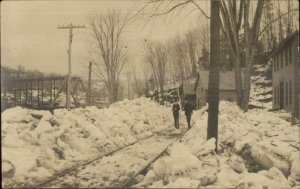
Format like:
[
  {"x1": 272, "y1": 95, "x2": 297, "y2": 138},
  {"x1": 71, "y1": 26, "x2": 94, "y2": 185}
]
[{"x1": 1, "y1": 0, "x2": 209, "y2": 80}]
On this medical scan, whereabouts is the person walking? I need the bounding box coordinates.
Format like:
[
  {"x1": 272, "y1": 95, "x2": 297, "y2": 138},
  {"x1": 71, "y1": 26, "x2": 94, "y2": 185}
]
[
  {"x1": 172, "y1": 98, "x2": 180, "y2": 129},
  {"x1": 183, "y1": 99, "x2": 194, "y2": 130}
]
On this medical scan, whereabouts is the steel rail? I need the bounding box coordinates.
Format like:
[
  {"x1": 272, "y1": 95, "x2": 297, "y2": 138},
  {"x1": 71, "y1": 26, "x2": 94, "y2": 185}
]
[
  {"x1": 19, "y1": 125, "x2": 190, "y2": 188},
  {"x1": 119, "y1": 128, "x2": 190, "y2": 188},
  {"x1": 26, "y1": 133, "x2": 157, "y2": 188}
]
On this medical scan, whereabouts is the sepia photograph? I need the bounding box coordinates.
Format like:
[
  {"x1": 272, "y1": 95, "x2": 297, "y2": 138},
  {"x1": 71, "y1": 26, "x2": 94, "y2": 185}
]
[{"x1": 1, "y1": 0, "x2": 299, "y2": 188}]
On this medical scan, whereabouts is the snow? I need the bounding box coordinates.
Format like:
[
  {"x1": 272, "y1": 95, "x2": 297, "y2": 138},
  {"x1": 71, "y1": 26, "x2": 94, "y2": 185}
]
[
  {"x1": 153, "y1": 142, "x2": 204, "y2": 178},
  {"x1": 137, "y1": 100, "x2": 300, "y2": 188},
  {"x1": 164, "y1": 177, "x2": 200, "y2": 188},
  {"x1": 1, "y1": 97, "x2": 173, "y2": 187},
  {"x1": 2, "y1": 67, "x2": 300, "y2": 188},
  {"x1": 250, "y1": 64, "x2": 273, "y2": 109},
  {"x1": 47, "y1": 135, "x2": 174, "y2": 188},
  {"x1": 142, "y1": 170, "x2": 156, "y2": 185},
  {"x1": 2, "y1": 162, "x2": 13, "y2": 173}
]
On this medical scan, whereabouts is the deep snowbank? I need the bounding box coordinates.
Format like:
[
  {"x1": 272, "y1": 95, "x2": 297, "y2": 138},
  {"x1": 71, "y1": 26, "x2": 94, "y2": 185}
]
[
  {"x1": 136, "y1": 101, "x2": 299, "y2": 188},
  {"x1": 1, "y1": 97, "x2": 172, "y2": 187},
  {"x1": 250, "y1": 64, "x2": 273, "y2": 109}
]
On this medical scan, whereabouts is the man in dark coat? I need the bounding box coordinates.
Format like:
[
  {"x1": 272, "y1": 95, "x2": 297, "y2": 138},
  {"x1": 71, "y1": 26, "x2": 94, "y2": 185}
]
[
  {"x1": 172, "y1": 98, "x2": 180, "y2": 129},
  {"x1": 183, "y1": 99, "x2": 194, "y2": 130}
]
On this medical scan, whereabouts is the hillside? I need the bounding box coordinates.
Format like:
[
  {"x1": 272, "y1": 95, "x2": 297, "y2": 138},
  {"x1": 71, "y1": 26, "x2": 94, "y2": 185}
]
[{"x1": 250, "y1": 62, "x2": 273, "y2": 109}]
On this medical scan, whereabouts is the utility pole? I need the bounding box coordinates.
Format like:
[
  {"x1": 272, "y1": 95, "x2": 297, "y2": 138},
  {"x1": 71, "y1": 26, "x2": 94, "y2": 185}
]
[
  {"x1": 88, "y1": 61, "x2": 92, "y2": 106},
  {"x1": 58, "y1": 23, "x2": 85, "y2": 109},
  {"x1": 125, "y1": 71, "x2": 131, "y2": 100},
  {"x1": 207, "y1": 0, "x2": 220, "y2": 151}
]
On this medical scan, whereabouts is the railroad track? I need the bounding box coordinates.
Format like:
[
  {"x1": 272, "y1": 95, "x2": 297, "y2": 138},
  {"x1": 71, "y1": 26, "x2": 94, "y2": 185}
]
[
  {"x1": 25, "y1": 133, "x2": 157, "y2": 188},
  {"x1": 119, "y1": 128, "x2": 190, "y2": 188},
  {"x1": 12, "y1": 116, "x2": 190, "y2": 189},
  {"x1": 37, "y1": 126, "x2": 190, "y2": 188}
]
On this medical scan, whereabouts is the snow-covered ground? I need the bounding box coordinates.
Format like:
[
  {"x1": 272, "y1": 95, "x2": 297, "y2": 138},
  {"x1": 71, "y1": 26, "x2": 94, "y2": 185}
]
[
  {"x1": 44, "y1": 134, "x2": 178, "y2": 188},
  {"x1": 2, "y1": 62, "x2": 299, "y2": 188},
  {"x1": 1, "y1": 98, "x2": 173, "y2": 187},
  {"x1": 250, "y1": 64, "x2": 273, "y2": 109},
  {"x1": 133, "y1": 101, "x2": 300, "y2": 188}
]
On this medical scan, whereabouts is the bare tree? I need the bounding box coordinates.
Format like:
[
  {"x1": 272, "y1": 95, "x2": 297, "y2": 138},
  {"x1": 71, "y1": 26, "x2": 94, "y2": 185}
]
[
  {"x1": 143, "y1": 69, "x2": 150, "y2": 95},
  {"x1": 169, "y1": 35, "x2": 188, "y2": 85},
  {"x1": 242, "y1": 0, "x2": 265, "y2": 111},
  {"x1": 88, "y1": 10, "x2": 128, "y2": 104},
  {"x1": 220, "y1": 0, "x2": 265, "y2": 111},
  {"x1": 184, "y1": 29, "x2": 200, "y2": 75},
  {"x1": 198, "y1": 23, "x2": 210, "y2": 50},
  {"x1": 287, "y1": 0, "x2": 292, "y2": 34},
  {"x1": 261, "y1": 0, "x2": 276, "y2": 52},
  {"x1": 277, "y1": 0, "x2": 284, "y2": 41},
  {"x1": 219, "y1": 0, "x2": 244, "y2": 107},
  {"x1": 168, "y1": 28, "x2": 203, "y2": 86},
  {"x1": 144, "y1": 41, "x2": 168, "y2": 96},
  {"x1": 132, "y1": 68, "x2": 144, "y2": 97},
  {"x1": 259, "y1": 4, "x2": 299, "y2": 42}
]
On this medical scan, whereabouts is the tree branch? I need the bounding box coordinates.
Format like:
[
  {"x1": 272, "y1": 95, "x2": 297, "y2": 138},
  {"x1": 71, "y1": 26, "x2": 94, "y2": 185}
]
[
  {"x1": 236, "y1": 0, "x2": 244, "y2": 32},
  {"x1": 150, "y1": 0, "x2": 192, "y2": 17},
  {"x1": 190, "y1": 0, "x2": 210, "y2": 19},
  {"x1": 258, "y1": 8, "x2": 299, "y2": 37}
]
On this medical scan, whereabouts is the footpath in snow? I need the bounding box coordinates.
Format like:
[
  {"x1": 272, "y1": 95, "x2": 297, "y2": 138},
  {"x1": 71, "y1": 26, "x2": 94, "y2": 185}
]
[
  {"x1": 1, "y1": 98, "x2": 174, "y2": 188},
  {"x1": 133, "y1": 101, "x2": 300, "y2": 189}
]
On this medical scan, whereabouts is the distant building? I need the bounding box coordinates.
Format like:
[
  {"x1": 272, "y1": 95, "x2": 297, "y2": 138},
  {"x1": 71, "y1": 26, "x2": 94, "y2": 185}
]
[
  {"x1": 269, "y1": 31, "x2": 299, "y2": 121},
  {"x1": 182, "y1": 71, "x2": 241, "y2": 109}
]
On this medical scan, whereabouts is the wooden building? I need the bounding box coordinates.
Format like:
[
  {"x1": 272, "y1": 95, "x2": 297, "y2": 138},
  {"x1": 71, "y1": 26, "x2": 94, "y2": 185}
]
[
  {"x1": 269, "y1": 31, "x2": 299, "y2": 121},
  {"x1": 183, "y1": 71, "x2": 240, "y2": 109}
]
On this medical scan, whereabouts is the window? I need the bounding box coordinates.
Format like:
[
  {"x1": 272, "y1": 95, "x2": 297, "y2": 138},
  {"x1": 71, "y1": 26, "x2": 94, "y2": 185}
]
[
  {"x1": 274, "y1": 86, "x2": 277, "y2": 105},
  {"x1": 277, "y1": 85, "x2": 280, "y2": 107},
  {"x1": 277, "y1": 55, "x2": 280, "y2": 71},
  {"x1": 298, "y1": 45, "x2": 300, "y2": 65},
  {"x1": 281, "y1": 52, "x2": 283, "y2": 69},
  {"x1": 289, "y1": 45, "x2": 292, "y2": 64},
  {"x1": 275, "y1": 57, "x2": 278, "y2": 72},
  {"x1": 290, "y1": 81, "x2": 293, "y2": 105},
  {"x1": 286, "y1": 82, "x2": 289, "y2": 106}
]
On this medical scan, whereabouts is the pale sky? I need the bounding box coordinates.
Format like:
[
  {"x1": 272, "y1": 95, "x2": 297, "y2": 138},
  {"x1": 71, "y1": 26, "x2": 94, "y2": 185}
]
[{"x1": 1, "y1": 0, "x2": 209, "y2": 80}]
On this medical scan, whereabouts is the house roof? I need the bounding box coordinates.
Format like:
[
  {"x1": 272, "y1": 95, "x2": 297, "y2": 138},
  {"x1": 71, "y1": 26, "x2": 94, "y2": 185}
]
[
  {"x1": 198, "y1": 71, "x2": 238, "y2": 90},
  {"x1": 268, "y1": 30, "x2": 299, "y2": 59}
]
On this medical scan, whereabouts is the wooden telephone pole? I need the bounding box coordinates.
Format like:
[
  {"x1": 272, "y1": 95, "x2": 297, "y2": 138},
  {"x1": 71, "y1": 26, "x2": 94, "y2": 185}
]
[
  {"x1": 58, "y1": 23, "x2": 85, "y2": 109},
  {"x1": 207, "y1": 0, "x2": 220, "y2": 151}
]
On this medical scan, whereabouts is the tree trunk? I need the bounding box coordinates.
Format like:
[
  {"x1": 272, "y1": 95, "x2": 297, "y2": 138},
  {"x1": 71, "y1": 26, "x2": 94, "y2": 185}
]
[
  {"x1": 111, "y1": 82, "x2": 119, "y2": 103},
  {"x1": 277, "y1": 0, "x2": 284, "y2": 41},
  {"x1": 160, "y1": 66, "x2": 165, "y2": 97},
  {"x1": 207, "y1": 0, "x2": 220, "y2": 151},
  {"x1": 242, "y1": 52, "x2": 254, "y2": 111},
  {"x1": 241, "y1": 0, "x2": 264, "y2": 111},
  {"x1": 108, "y1": 79, "x2": 119, "y2": 104},
  {"x1": 234, "y1": 55, "x2": 243, "y2": 107},
  {"x1": 108, "y1": 87, "x2": 113, "y2": 104},
  {"x1": 113, "y1": 85, "x2": 118, "y2": 102},
  {"x1": 145, "y1": 78, "x2": 149, "y2": 95}
]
